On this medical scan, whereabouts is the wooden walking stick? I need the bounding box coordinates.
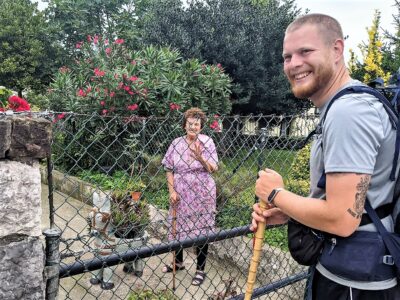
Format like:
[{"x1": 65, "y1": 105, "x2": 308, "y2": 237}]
[
  {"x1": 244, "y1": 201, "x2": 267, "y2": 300},
  {"x1": 172, "y1": 202, "x2": 177, "y2": 291}
]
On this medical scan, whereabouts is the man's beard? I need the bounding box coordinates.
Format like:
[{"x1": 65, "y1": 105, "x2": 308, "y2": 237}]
[{"x1": 290, "y1": 63, "x2": 333, "y2": 99}]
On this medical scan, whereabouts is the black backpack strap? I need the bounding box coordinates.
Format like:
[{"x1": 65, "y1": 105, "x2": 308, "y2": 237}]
[
  {"x1": 319, "y1": 85, "x2": 400, "y2": 182},
  {"x1": 321, "y1": 86, "x2": 398, "y2": 127}
]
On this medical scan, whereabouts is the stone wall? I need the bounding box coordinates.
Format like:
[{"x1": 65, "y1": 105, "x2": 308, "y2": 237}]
[{"x1": 0, "y1": 116, "x2": 51, "y2": 300}]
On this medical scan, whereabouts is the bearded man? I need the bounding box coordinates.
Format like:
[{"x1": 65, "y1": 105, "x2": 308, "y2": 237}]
[{"x1": 251, "y1": 14, "x2": 400, "y2": 299}]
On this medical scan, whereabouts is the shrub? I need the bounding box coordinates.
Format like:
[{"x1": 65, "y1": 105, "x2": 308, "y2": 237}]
[
  {"x1": 48, "y1": 37, "x2": 232, "y2": 117},
  {"x1": 286, "y1": 143, "x2": 311, "y2": 197}
]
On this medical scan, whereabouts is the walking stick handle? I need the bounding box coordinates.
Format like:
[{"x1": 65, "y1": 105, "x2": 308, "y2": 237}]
[{"x1": 244, "y1": 201, "x2": 268, "y2": 300}]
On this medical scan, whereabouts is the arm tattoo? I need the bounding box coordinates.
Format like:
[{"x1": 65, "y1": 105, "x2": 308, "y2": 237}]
[{"x1": 347, "y1": 175, "x2": 370, "y2": 219}]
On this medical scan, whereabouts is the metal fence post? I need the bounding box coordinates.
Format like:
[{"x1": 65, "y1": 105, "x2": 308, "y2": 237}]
[{"x1": 43, "y1": 228, "x2": 61, "y2": 300}]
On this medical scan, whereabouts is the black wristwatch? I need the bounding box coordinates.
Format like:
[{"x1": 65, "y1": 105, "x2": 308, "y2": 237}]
[{"x1": 267, "y1": 188, "x2": 284, "y2": 206}]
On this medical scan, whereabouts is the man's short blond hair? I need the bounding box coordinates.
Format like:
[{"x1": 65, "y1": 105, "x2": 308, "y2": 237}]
[{"x1": 286, "y1": 13, "x2": 344, "y2": 45}]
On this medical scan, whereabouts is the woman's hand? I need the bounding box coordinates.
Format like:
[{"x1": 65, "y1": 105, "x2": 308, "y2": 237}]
[
  {"x1": 190, "y1": 141, "x2": 216, "y2": 172},
  {"x1": 190, "y1": 141, "x2": 203, "y2": 162},
  {"x1": 169, "y1": 191, "x2": 179, "y2": 205}
]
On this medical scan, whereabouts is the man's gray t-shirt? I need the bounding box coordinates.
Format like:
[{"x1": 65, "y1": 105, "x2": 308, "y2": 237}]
[{"x1": 310, "y1": 81, "x2": 397, "y2": 289}]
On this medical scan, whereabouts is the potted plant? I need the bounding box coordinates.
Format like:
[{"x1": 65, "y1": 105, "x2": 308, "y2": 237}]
[{"x1": 111, "y1": 186, "x2": 149, "y2": 239}]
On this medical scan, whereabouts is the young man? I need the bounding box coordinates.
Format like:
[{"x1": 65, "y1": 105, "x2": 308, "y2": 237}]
[{"x1": 251, "y1": 14, "x2": 400, "y2": 299}]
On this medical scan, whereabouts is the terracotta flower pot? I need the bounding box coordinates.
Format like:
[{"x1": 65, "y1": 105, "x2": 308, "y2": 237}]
[{"x1": 131, "y1": 191, "x2": 141, "y2": 201}]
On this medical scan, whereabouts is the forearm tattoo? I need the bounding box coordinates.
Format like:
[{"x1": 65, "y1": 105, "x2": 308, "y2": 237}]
[{"x1": 347, "y1": 175, "x2": 370, "y2": 219}]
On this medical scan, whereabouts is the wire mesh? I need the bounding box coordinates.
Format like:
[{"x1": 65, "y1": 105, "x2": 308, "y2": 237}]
[{"x1": 42, "y1": 111, "x2": 319, "y2": 299}]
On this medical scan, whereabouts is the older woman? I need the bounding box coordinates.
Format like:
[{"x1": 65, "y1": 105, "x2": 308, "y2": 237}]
[{"x1": 161, "y1": 107, "x2": 218, "y2": 286}]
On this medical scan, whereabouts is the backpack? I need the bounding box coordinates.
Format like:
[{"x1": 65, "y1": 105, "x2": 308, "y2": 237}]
[{"x1": 288, "y1": 83, "x2": 400, "y2": 273}]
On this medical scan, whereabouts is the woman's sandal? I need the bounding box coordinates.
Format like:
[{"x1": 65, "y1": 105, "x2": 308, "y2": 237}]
[
  {"x1": 191, "y1": 270, "x2": 206, "y2": 286},
  {"x1": 162, "y1": 263, "x2": 185, "y2": 273}
]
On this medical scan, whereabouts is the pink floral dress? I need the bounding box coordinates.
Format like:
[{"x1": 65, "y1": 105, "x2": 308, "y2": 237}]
[{"x1": 162, "y1": 134, "x2": 218, "y2": 241}]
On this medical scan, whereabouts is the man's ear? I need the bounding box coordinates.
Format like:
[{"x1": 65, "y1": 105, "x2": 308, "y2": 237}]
[{"x1": 333, "y1": 39, "x2": 345, "y2": 62}]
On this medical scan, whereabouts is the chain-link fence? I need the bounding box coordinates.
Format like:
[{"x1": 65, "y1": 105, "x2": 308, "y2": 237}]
[{"x1": 42, "y1": 111, "x2": 319, "y2": 299}]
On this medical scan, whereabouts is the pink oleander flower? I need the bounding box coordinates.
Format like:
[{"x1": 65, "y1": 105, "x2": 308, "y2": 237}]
[
  {"x1": 78, "y1": 88, "x2": 86, "y2": 97},
  {"x1": 169, "y1": 103, "x2": 181, "y2": 111},
  {"x1": 129, "y1": 76, "x2": 138, "y2": 82},
  {"x1": 76, "y1": 41, "x2": 83, "y2": 49},
  {"x1": 94, "y1": 68, "x2": 105, "y2": 77},
  {"x1": 104, "y1": 39, "x2": 109, "y2": 46},
  {"x1": 105, "y1": 47, "x2": 112, "y2": 56},
  {"x1": 102, "y1": 109, "x2": 108, "y2": 115},
  {"x1": 127, "y1": 104, "x2": 138, "y2": 111},
  {"x1": 109, "y1": 92, "x2": 116, "y2": 97},
  {"x1": 210, "y1": 120, "x2": 221, "y2": 131},
  {"x1": 87, "y1": 35, "x2": 92, "y2": 42},
  {"x1": 100, "y1": 101, "x2": 105, "y2": 106},
  {"x1": 114, "y1": 38, "x2": 124, "y2": 44},
  {"x1": 93, "y1": 35, "x2": 99, "y2": 44}
]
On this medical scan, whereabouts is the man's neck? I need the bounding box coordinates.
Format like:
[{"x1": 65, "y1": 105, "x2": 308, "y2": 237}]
[{"x1": 310, "y1": 65, "x2": 352, "y2": 108}]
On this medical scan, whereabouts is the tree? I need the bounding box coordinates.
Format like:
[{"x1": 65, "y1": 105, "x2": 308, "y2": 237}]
[
  {"x1": 44, "y1": 0, "x2": 140, "y2": 60},
  {"x1": 382, "y1": 0, "x2": 400, "y2": 77},
  {"x1": 349, "y1": 10, "x2": 391, "y2": 84},
  {"x1": 139, "y1": 0, "x2": 309, "y2": 115},
  {"x1": 0, "y1": 0, "x2": 57, "y2": 94}
]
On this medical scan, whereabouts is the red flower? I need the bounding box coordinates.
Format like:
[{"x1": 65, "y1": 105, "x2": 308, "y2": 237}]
[
  {"x1": 76, "y1": 41, "x2": 83, "y2": 49},
  {"x1": 93, "y1": 35, "x2": 99, "y2": 45},
  {"x1": 216, "y1": 63, "x2": 223, "y2": 69},
  {"x1": 124, "y1": 86, "x2": 131, "y2": 91},
  {"x1": 52, "y1": 112, "x2": 66, "y2": 123},
  {"x1": 104, "y1": 39, "x2": 109, "y2": 46},
  {"x1": 127, "y1": 104, "x2": 138, "y2": 111},
  {"x1": 78, "y1": 89, "x2": 86, "y2": 97},
  {"x1": 8, "y1": 96, "x2": 30, "y2": 112},
  {"x1": 109, "y1": 92, "x2": 116, "y2": 97},
  {"x1": 114, "y1": 39, "x2": 124, "y2": 44},
  {"x1": 100, "y1": 101, "x2": 105, "y2": 106},
  {"x1": 105, "y1": 47, "x2": 112, "y2": 56},
  {"x1": 169, "y1": 103, "x2": 181, "y2": 111},
  {"x1": 94, "y1": 68, "x2": 105, "y2": 77},
  {"x1": 129, "y1": 76, "x2": 138, "y2": 82},
  {"x1": 87, "y1": 35, "x2": 92, "y2": 42},
  {"x1": 210, "y1": 120, "x2": 221, "y2": 131},
  {"x1": 102, "y1": 109, "x2": 108, "y2": 115}
]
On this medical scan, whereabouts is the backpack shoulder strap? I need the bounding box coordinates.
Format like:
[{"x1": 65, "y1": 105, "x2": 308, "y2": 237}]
[
  {"x1": 321, "y1": 85, "x2": 398, "y2": 128},
  {"x1": 321, "y1": 85, "x2": 400, "y2": 181}
]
